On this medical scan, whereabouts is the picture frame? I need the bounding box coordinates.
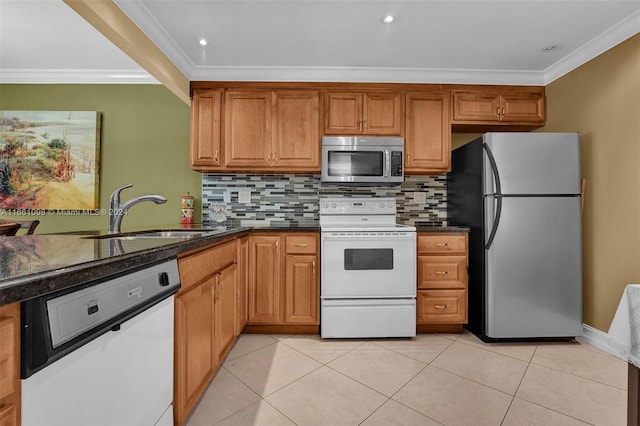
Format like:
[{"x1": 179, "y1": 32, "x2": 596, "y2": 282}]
[{"x1": 0, "y1": 110, "x2": 101, "y2": 210}]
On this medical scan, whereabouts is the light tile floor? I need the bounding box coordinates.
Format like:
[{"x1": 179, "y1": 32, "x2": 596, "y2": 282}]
[{"x1": 186, "y1": 331, "x2": 628, "y2": 426}]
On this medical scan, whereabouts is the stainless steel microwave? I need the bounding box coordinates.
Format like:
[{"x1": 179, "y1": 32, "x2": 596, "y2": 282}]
[{"x1": 321, "y1": 136, "x2": 404, "y2": 185}]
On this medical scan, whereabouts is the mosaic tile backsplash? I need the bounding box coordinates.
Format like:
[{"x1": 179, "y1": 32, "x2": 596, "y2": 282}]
[{"x1": 201, "y1": 174, "x2": 447, "y2": 227}]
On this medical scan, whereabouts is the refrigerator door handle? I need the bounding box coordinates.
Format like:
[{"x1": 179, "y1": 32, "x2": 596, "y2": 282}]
[{"x1": 483, "y1": 143, "x2": 502, "y2": 250}]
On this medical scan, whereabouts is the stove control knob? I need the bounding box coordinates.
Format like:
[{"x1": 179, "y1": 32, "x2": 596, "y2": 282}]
[
  {"x1": 322, "y1": 203, "x2": 328, "y2": 209},
  {"x1": 331, "y1": 203, "x2": 337, "y2": 209},
  {"x1": 379, "y1": 202, "x2": 384, "y2": 208},
  {"x1": 387, "y1": 202, "x2": 393, "y2": 208}
]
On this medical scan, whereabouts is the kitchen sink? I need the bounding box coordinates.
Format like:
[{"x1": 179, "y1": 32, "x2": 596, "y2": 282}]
[{"x1": 85, "y1": 227, "x2": 227, "y2": 240}]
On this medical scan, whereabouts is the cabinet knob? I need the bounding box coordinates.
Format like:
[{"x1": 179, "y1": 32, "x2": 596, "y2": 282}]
[{"x1": 435, "y1": 271, "x2": 448, "y2": 275}]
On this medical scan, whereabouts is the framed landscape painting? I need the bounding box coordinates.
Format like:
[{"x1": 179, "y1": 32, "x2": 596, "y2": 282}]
[{"x1": 0, "y1": 111, "x2": 101, "y2": 210}]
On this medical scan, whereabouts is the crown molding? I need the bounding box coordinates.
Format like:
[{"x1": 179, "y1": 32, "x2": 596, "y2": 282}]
[
  {"x1": 114, "y1": 0, "x2": 194, "y2": 77},
  {"x1": 544, "y1": 10, "x2": 640, "y2": 84},
  {"x1": 0, "y1": 69, "x2": 159, "y2": 84},
  {"x1": 189, "y1": 66, "x2": 545, "y2": 86}
]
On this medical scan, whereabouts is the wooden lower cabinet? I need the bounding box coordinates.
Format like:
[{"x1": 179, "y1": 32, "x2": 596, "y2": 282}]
[
  {"x1": 247, "y1": 235, "x2": 281, "y2": 323},
  {"x1": 236, "y1": 236, "x2": 249, "y2": 335},
  {"x1": 174, "y1": 240, "x2": 238, "y2": 425},
  {"x1": 174, "y1": 280, "x2": 215, "y2": 425},
  {"x1": 0, "y1": 303, "x2": 20, "y2": 426},
  {"x1": 215, "y1": 262, "x2": 237, "y2": 358},
  {"x1": 284, "y1": 254, "x2": 318, "y2": 323},
  {"x1": 416, "y1": 233, "x2": 469, "y2": 329},
  {"x1": 248, "y1": 233, "x2": 319, "y2": 328}
]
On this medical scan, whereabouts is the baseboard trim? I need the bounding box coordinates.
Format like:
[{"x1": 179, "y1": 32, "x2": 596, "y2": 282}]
[{"x1": 578, "y1": 323, "x2": 627, "y2": 362}]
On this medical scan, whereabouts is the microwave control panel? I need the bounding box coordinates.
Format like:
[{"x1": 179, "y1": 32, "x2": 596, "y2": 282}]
[{"x1": 390, "y1": 151, "x2": 403, "y2": 176}]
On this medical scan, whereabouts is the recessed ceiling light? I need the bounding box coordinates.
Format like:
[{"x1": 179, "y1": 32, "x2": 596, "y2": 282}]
[
  {"x1": 542, "y1": 45, "x2": 558, "y2": 52},
  {"x1": 199, "y1": 38, "x2": 208, "y2": 46},
  {"x1": 382, "y1": 14, "x2": 396, "y2": 24}
]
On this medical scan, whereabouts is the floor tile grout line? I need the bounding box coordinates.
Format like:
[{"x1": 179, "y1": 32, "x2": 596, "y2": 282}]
[
  {"x1": 322, "y1": 362, "x2": 398, "y2": 399},
  {"x1": 386, "y1": 396, "x2": 447, "y2": 426},
  {"x1": 223, "y1": 335, "x2": 279, "y2": 363},
  {"x1": 258, "y1": 398, "x2": 301, "y2": 426},
  {"x1": 455, "y1": 337, "x2": 539, "y2": 364},
  {"x1": 277, "y1": 336, "x2": 369, "y2": 365},
  {"x1": 356, "y1": 396, "x2": 392, "y2": 426},
  {"x1": 527, "y1": 359, "x2": 628, "y2": 391},
  {"x1": 508, "y1": 395, "x2": 598, "y2": 426},
  {"x1": 428, "y1": 363, "x2": 517, "y2": 398}
]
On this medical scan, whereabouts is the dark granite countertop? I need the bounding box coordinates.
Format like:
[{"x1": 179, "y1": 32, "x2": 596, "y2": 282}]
[
  {"x1": 0, "y1": 224, "x2": 323, "y2": 305},
  {"x1": 0, "y1": 226, "x2": 253, "y2": 305},
  {"x1": 415, "y1": 225, "x2": 470, "y2": 233}
]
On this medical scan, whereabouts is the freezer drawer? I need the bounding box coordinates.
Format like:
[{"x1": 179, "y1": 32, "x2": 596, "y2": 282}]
[{"x1": 321, "y1": 299, "x2": 416, "y2": 338}]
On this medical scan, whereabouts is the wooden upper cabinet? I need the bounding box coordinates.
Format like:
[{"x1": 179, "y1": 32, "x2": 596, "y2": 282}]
[
  {"x1": 325, "y1": 91, "x2": 402, "y2": 135},
  {"x1": 452, "y1": 87, "x2": 545, "y2": 127},
  {"x1": 224, "y1": 90, "x2": 272, "y2": 168},
  {"x1": 222, "y1": 89, "x2": 320, "y2": 171},
  {"x1": 272, "y1": 91, "x2": 321, "y2": 170},
  {"x1": 324, "y1": 92, "x2": 363, "y2": 134},
  {"x1": 190, "y1": 89, "x2": 222, "y2": 169},
  {"x1": 405, "y1": 91, "x2": 451, "y2": 174}
]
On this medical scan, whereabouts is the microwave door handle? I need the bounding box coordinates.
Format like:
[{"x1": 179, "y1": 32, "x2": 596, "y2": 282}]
[{"x1": 384, "y1": 150, "x2": 390, "y2": 177}]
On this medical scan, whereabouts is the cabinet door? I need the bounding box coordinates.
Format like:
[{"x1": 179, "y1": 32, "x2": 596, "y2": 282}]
[
  {"x1": 0, "y1": 303, "x2": 19, "y2": 426},
  {"x1": 284, "y1": 254, "x2": 319, "y2": 324},
  {"x1": 501, "y1": 93, "x2": 545, "y2": 123},
  {"x1": 452, "y1": 91, "x2": 502, "y2": 122},
  {"x1": 215, "y1": 263, "x2": 237, "y2": 360},
  {"x1": 0, "y1": 405, "x2": 17, "y2": 426},
  {"x1": 236, "y1": 237, "x2": 249, "y2": 335},
  {"x1": 363, "y1": 92, "x2": 402, "y2": 135},
  {"x1": 174, "y1": 280, "x2": 215, "y2": 425},
  {"x1": 272, "y1": 91, "x2": 321, "y2": 170},
  {"x1": 324, "y1": 91, "x2": 363, "y2": 134},
  {"x1": 405, "y1": 91, "x2": 451, "y2": 173},
  {"x1": 191, "y1": 89, "x2": 222, "y2": 168},
  {"x1": 225, "y1": 90, "x2": 272, "y2": 167},
  {"x1": 248, "y1": 235, "x2": 281, "y2": 323}
]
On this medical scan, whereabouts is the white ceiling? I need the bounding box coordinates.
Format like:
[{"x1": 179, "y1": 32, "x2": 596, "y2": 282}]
[{"x1": 1, "y1": 0, "x2": 639, "y2": 86}]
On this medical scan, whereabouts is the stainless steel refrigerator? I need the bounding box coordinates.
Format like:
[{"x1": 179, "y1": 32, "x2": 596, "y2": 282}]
[{"x1": 447, "y1": 132, "x2": 583, "y2": 342}]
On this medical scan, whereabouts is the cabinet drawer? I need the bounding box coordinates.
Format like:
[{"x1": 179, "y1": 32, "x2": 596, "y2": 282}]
[
  {"x1": 0, "y1": 318, "x2": 15, "y2": 400},
  {"x1": 285, "y1": 235, "x2": 317, "y2": 254},
  {"x1": 179, "y1": 240, "x2": 237, "y2": 291},
  {"x1": 417, "y1": 290, "x2": 467, "y2": 324},
  {"x1": 418, "y1": 234, "x2": 467, "y2": 255},
  {"x1": 418, "y1": 256, "x2": 467, "y2": 289}
]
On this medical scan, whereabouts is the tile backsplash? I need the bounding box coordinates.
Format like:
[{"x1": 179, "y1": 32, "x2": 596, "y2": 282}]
[{"x1": 202, "y1": 174, "x2": 447, "y2": 227}]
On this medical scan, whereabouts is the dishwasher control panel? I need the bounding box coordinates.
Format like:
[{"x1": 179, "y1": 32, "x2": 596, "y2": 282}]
[{"x1": 21, "y1": 258, "x2": 180, "y2": 378}]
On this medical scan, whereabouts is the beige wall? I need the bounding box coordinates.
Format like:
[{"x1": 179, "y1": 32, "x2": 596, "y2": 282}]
[{"x1": 542, "y1": 34, "x2": 640, "y2": 332}]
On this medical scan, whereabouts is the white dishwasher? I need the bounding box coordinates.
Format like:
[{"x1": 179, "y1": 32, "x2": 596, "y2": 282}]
[{"x1": 20, "y1": 259, "x2": 181, "y2": 426}]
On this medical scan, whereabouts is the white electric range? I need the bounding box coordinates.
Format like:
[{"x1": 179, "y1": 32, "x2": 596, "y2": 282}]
[{"x1": 319, "y1": 197, "x2": 417, "y2": 338}]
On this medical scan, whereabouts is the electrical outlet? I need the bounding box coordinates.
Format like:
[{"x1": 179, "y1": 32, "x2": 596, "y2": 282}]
[
  {"x1": 223, "y1": 191, "x2": 231, "y2": 203},
  {"x1": 238, "y1": 189, "x2": 251, "y2": 204},
  {"x1": 413, "y1": 192, "x2": 427, "y2": 204}
]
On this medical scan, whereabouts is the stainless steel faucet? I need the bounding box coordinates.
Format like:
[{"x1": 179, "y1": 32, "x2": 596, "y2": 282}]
[{"x1": 108, "y1": 184, "x2": 167, "y2": 234}]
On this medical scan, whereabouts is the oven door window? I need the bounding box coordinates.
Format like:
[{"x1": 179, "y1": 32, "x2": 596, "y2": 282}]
[
  {"x1": 328, "y1": 151, "x2": 384, "y2": 177},
  {"x1": 344, "y1": 248, "x2": 393, "y2": 270}
]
